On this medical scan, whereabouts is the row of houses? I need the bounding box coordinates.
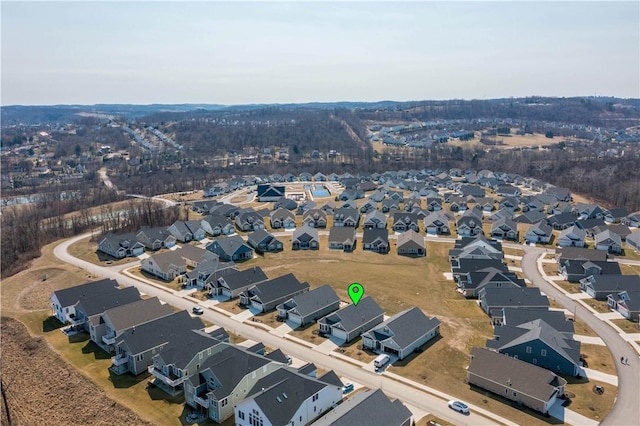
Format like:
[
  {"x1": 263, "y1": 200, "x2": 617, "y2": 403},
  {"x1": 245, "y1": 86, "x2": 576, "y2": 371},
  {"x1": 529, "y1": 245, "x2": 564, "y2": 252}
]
[
  {"x1": 441, "y1": 234, "x2": 586, "y2": 415},
  {"x1": 50, "y1": 280, "x2": 415, "y2": 425}
]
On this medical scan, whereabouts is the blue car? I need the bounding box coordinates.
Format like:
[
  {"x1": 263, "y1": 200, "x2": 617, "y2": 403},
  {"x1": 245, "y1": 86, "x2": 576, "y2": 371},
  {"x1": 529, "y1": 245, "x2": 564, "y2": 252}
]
[{"x1": 342, "y1": 383, "x2": 354, "y2": 394}]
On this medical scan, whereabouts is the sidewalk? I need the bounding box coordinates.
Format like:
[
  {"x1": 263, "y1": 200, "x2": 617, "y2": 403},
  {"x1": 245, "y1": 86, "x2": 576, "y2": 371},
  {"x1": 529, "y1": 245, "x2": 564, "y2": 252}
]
[
  {"x1": 574, "y1": 334, "x2": 606, "y2": 345},
  {"x1": 584, "y1": 368, "x2": 618, "y2": 386},
  {"x1": 548, "y1": 400, "x2": 599, "y2": 426}
]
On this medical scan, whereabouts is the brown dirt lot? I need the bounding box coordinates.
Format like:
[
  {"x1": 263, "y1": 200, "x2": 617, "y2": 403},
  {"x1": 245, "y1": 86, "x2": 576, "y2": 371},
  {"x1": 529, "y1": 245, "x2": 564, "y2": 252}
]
[{"x1": 1, "y1": 317, "x2": 155, "y2": 426}]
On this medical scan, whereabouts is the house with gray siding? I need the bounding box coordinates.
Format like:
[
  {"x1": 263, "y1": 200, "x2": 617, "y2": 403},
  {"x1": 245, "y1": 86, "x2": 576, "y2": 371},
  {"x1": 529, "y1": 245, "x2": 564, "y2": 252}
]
[
  {"x1": 318, "y1": 296, "x2": 384, "y2": 342},
  {"x1": 276, "y1": 284, "x2": 341, "y2": 327}
]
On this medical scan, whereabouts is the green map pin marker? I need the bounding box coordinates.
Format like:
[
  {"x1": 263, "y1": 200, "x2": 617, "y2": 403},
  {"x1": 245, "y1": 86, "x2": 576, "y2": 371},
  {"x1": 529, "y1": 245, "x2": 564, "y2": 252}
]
[{"x1": 348, "y1": 283, "x2": 364, "y2": 306}]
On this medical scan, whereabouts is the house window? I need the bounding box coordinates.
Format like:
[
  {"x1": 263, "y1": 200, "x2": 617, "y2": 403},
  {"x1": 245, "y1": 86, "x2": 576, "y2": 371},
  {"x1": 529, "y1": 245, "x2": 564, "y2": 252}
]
[
  {"x1": 238, "y1": 411, "x2": 245, "y2": 420},
  {"x1": 249, "y1": 409, "x2": 263, "y2": 426},
  {"x1": 220, "y1": 398, "x2": 228, "y2": 407},
  {"x1": 533, "y1": 358, "x2": 537, "y2": 364},
  {"x1": 513, "y1": 392, "x2": 517, "y2": 397},
  {"x1": 135, "y1": 354, "x2": 143, "y2": 362},
  {"x1": 541, "y1": 349, "x2": 547, "y2": 357},
  {"x1": 526, "y1": 346, "x2": 532, "y2": 354},
  {"x1": 312, "y1": 394, "x2": 318, "y2": 402}
]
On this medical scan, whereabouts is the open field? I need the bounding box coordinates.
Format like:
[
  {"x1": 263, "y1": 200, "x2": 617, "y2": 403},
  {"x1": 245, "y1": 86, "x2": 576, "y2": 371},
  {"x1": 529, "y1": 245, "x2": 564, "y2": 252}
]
[
  {"x1": 585, "y1": 299, "x2": 613, "y2": 314},
  {"x1": 554, "y1": 280, "x2": 582, "y2": 294},
  {"x1": 619, "y1": 263, "x2": 640, "y2": 276},
  {"x1": 564, "y1": 377, "x2": 617, "y2": 422}
]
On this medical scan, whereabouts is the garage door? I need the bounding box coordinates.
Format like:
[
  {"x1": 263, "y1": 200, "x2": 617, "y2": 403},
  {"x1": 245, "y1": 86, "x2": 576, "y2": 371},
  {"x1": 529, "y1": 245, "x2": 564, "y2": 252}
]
[
  {"x1": 222, "y1": 288, "x2": 233, "y2": 298},
  {"x1": 332, "y1": 328, "x2": 348, "y2": 341},
  {"x1": 289, "y1": 313, "x2": 303, "y2": 326},
  {"x1": 251, "y1": 300, "x2": 264, "y2": 312}
]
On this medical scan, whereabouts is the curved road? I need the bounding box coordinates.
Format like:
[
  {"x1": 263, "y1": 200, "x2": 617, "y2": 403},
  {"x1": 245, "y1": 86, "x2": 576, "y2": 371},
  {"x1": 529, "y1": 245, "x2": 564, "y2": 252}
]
[
  {"x1": 521, "y1": 247, "x2": 639, "y2": 425},
  {"x1": 54, "y1": 233, "x2": 515, "y2": 426}
]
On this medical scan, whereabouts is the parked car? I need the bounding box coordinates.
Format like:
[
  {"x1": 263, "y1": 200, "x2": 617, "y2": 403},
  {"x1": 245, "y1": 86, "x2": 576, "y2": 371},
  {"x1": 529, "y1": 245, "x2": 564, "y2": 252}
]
[
  {"x1": 448, "y1": 400, "x2": 470, "y2": 414},
  {"x1": 192, "y1": 306, "x2": 204, "y2": 315},
  {"x1": 342, "y1": 383, "x2": 354, "y2": 394}
]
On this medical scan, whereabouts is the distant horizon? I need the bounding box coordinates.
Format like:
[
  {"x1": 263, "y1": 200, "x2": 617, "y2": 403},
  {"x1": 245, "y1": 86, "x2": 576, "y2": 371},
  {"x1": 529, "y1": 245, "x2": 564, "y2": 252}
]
[
  {"x1": 2, "y1": 2, "x2": 638, "y2": 105},
  {"x1": 4, "y1": 94, "x2": 639, "y2": 108}
]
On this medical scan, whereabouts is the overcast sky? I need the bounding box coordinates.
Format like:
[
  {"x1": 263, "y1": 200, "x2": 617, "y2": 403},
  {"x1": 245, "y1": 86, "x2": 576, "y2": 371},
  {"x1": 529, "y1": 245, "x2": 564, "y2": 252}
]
[{"x1": 2, "y1": 1, "x2": 639, "y2": 105}]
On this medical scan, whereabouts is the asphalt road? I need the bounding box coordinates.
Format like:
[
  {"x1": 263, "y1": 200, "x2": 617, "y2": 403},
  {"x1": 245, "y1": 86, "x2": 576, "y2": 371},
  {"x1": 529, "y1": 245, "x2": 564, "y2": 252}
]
[
  {"x1": 54, "y1": 233, "x2": 515, "y2": 426},
  {"x1": 520, "y1": 246, "x2": 640, "y2": 426}
]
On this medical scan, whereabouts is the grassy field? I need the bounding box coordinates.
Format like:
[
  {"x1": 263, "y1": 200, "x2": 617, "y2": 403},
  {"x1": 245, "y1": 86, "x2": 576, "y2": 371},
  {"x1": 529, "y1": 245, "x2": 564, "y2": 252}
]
[
  {"x1": 610, "y1": 318, "x2": 640, "y2": 333},
  {"x1": 580, "y1": 344, "x2": 616, "y2": 376},
  {"x1": 564, "y1": 377, "x2": 617, "y2": 422},
  {"x1": 554, "y1": 280, "x2": 582, "y2": 294},
  {"x1": 585, "y1": 299, "x2": 613, "y2": 314},
  {"x1": 542, "y1": 263, "x2": 560, "y2": 276}
]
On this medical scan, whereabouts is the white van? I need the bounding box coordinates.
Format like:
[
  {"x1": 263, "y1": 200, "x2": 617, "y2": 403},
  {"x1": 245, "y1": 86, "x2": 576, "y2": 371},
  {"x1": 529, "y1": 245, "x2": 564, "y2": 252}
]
[{"x1": 374, "y1": 354, "x2": 390, "y2": 369}]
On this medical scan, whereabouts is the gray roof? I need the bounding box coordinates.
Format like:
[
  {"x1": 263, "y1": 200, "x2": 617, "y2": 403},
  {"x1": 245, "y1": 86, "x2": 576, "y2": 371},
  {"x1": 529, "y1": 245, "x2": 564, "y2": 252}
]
[
  {"x1": 583, "y1": 275, "x2": 640, "y2": 294},
  {"x1": 312, "y1": 388, "x2": 412, "y2": 426},
  {"x1": 201, "y1": 214, "x2": 231, "y2": 229},
  {"x1": 468, "y1": 347, "x2": 567, "y2": 403},
  {"x1": 487, "y1": 319, "x2": 580, "y2": 366},
  {"x1": 52, "y1": 279, "x2": 119, "y2": 307},
  {"x1": 362, "y1": 228, "x2": 388, "y2": 244},
  {"x1": 188, "y1": 345, "x2": 274, "y2": 398},
  {"x1": 219, "y1": 267, "x2": 268, "y2": 291},
  {"x1": 102, "y1": 297, "x2": 173, "y2": 331},
  {"x1": 556, "y1": 247, "x2": 607, "y2": 262},
  {"x1": 136, "y1": 226, "x2": 175, "y2": 246},
  {"x1": 115, "y1": 310, "x2": 205, "y2": 355},
  {"x1": 248, "y1": 273, "x2": 310, "y2": 305},
  {"x1": 292, "y1": 224, "x2": 319, "y2": 242},
  {"x1": 397, "y1": 229, "x2": 424, "y2": 250},
  {"x1": 75, "y1": 286, "x2": 141, "y2": 318},
  {"x1": 502, "y1": 307, "x2": 574, "y2": 335},
  {"x1": 319, "y1": 296, "x2": 383, "y2": 334},
  {"x1": 480, "y1": 287, "x2": 549, "y2": 310},
  {"x1": 362, "y1": 307, "x2": 439, "y2": 349},
  {"x1": 277, "y1": 284, "x2": 340, "y2": 317},
  {"x1": 328, "y1": 226, "x2": 356, "y2": 244},
  {"x1": 153, "y1": 328, "x2": 229, "y2": 370},
  {"x1": 207, "y1": 235, "x2": 252, "y2": 257},
  {"x1": 245, "y1": 368, "x2": 337, "y2": 426}
]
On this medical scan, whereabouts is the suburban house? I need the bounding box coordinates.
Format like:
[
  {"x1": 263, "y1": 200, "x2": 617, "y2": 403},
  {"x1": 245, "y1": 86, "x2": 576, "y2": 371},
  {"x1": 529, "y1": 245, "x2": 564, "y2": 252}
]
[
  {"x1": 75, "y1": 286, "x2": 142, "y2": 334},
  {"x1": 233, "y1": 368, "x2": 343, "y2": 426},
  {"x1": 544, "y1": 186, "x2": 572, "y2": 202},
  {"x1": 515, "y1": 210, "x2": 548, "y2": 225},
  {"x1": 397, "y1": 229, "x2": 425, "y2": 257},
  {"x1": 449, "y1": 235, "x2": 504, "y2": 263},
  {"x1": 257, "y1": 184, "x2": 285, "y2": 202},
  {"x1": 201, "y1": 215, "x2": 235, "y2": 237},
  {"x1": 486, "y1": 319, "x2": 581, "y2": 376},
  {"x1": 91, "y1": 297, "x2": 172, "y2": 352},
  {"x1": 392, "y1": 213, "x2": 420, "y2": 233},
  {"x1": 247, "y1": 229, "x2": 284, "y2": 253},
  {"x1": 472, "y1": 197, "x2": 496, "y2": 212},
  {"x1": 312, "y1": 388, "x2": 412, "y2": 426},
  {"x1": 496, "y1": 307, "x2": 575, "y2": 336},
  {"x1": 558, "y1": 258, "x2": 621, "y2": 282},
  {"x1": 168, "y1": 220, "x2": 206, "y2": 242},
  {"x1": 490, "y1": 217, "x2": 518, "y2": 241},
  {"x1": 574, "y1": 203, "x2": 605, "y2": 220},
  {"x1": 328, "y1": 226, "x2": 356, "y2": 252},
  {"x1": 546, "y1": 213, "x2": 576, "y2": 230},
  {"x1": 362, "y1": 228, "x2": 390, "y2": 253},
  {"x1": 51, "y1": 278, "x2": 120, "y2": 326},
  {"x1": 206, "y1": 235, "x2": 254, "y2": 262},
  {"x1": 628, "y1": 229, "x2": 640, "y2": 252},
  {"x1": 457, "y1": 267, "x2": 525, "y2": 298},
  {"x1": 186, "y1": 258, "x2": 238, "y2": 289},
  {"x1": 622, "y1": 211, "x2": 640, "y2": 228},
  {"x1": 297, "y1": 200, "x2": 317, "y2": 215},
  {"x1": 456, "y1": 209, "x2": 484, "y2": 237},
  {"x1": 360, "y1": 199, "x2": 378, "y2": 213},
  {"x1": 423, "y1": 211, "x2": 451, "y2": 235},
  {"x1": 239, "y1": 273, "x2": 310, "y2": 313},
  {"x1": 148, "y1": 329, "x2": 231, "y2": 395},
  {"x1": 276, "y1": 284, "x2": 341, "y2": 327},
  {"x1": 303, "y1": 209, "x2": 328, "y2": 228},
  {"x1": 447, "y1": 196, "x2": 468, "y2": 212},
  {"x1": 333, "y1": 208, "x2": 360, "y2": 228},
  {"x1": 111, "y1": 311, "x2": 207, "y2": 376},
  {"x1": 467, "y1": 347, "x2": 567, "y2": 415},
  {"x1": 213, "y1": 266, "x2": 268, "y2": 298},
  {"x1": 479, "y1": 287, "x2": 549, "y2": 316},
  {"x1": 451, "y1": 258, "x2": 509, "y2": 283},
  {"x1": 557, "y1": 226, "x2": 586, "y2": 247},
  {"x1": 141, "y1": 246, "x2": 217, "y2": 281},
  {"x1": 362, "y1": 210, "x2": 388, "y2": 229},
  {"x1": 292, "y1": 225, "x2": 320, "y2": 250},
  {"x1": 524, "y1": 221, "x2": 553, "y2": 244},
  {"x1": 273, "y1": 196, "x2": 298, "y2": 211},
  {"x1": 381, "y1": 198, "x2": 400, "y2": 213},
  {"x1": 338, "y1": 188, "x2": 364, "y2": 201},
  {"x1": 270, "y1": 208, "x2": 296, "y2": 229},
  {"x1": 98, "y1": 233, "x2": 145, "y2": 259},
  {"x1": 602, "y1": 208, "x2": 630, "y2": 224},
  {"x1": 594, "y1": 230, "x2": 623, "y2": 254},
  {"x1": 136, "y1": 227, "x2": 177, "y2": 251},
  {"x1": 235, "y1": 211, "x2": 266, "y2": 232},
  {"x1": 184, "y1": 345, "x2": 284, "y2": 423},
  {"x1": 427, "y1": 197, "x2": 443, "y2": 211},
  {"x1": 318, "y1": 296, "x2": 384, "y2": 342},
  {"x1": 607, "y1": 290, "x2": 640, "y2": 321},
  {"x1": 361, "y1": 307, "x2": 440, "y2": 360},
  {"x1": 579, "y1": 275, "x2": 640, "y2": 300}
]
